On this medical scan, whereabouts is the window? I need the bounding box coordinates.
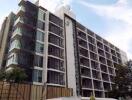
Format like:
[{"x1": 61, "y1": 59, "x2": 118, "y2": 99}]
[
  {"x1": 89, "y1": 43, "x2": 96, "y2": 52},
  {"x1": 38, "y1": 9, "x2": 45, "y2": 21},
  {"x1": 78, "y1": 30, "x2": 86, "y2": 40},
  {"x1": 36, "y1": 30, "x2": 44, "y2": 42},
  {"x1": 49, "y1": 23, "x2": 63, "y2": 37},
  {"x1": 35, "y1": 42, "x2": 44, "y2": 54},
  {"x1": 34, "y1": 55, "x2": 43, "y2": 67},
  {"x1": 17, "y1": 51, "x2": 34, "y2": 66},
  {"x1": 88, "y1": 36, "x2": 95, "y2": 44},
  {"x1": 48, "y1": 57, "x2": 64, "y2": 71},
  {"x1": 47, "y1": 71, "x2": 65, "y2": 85},
  {"x1": 49, "y1": 33, "x2": 63, "y2": 47},
  {"x1": 33, "y1": 69, "x2": 42, "y2": 83},
  {"x1": 91, "y1": 60, "x2": 99, "y2": 70},
  {"x1": 90, "y1": 52, "x2": 97, "y2": 60},
  {"x1": 79, "y1": 47, "x2": 88, "y2": 57},
  {"x1": 78, "y1": 39, "x2": 87, "y2": 48},
  {"x1": 7, "y1": 54, "x2": 17, "y2": 66},
  {"x1": 37, "y1": 20, "x2": 45, "y2": 30},
  {"x1": 48, "y1": 45, "x2": 63, "y2": 58},
  {"x1": 10, "y1": 39, "x2": 21, "y2": 50},
  {"x1": 80, "y1": 57, "x2": 89, "y2": 67},
  {"x1": 49, "y1": 13, "x2": 63, "y2": 27}
]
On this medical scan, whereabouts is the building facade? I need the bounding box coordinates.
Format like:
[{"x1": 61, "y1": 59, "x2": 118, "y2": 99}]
[
  {"x1": 0, "y1": 12, "x2": 16, "y2": 68},
  {"x1": 0, "y1": 0, "x2": 127, "y2": 98}
]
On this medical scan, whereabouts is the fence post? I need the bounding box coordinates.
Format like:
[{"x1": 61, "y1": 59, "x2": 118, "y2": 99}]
[
  {"x1": 7, "y1": 82, "x2": 12, "y2": 100},
  {"x1": 0, "y1": 81, "x2": 4, "y2": 100}
]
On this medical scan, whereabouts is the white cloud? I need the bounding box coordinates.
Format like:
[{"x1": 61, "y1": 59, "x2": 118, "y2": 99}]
[
  {"x1": 80, "y1": 0, "x2": 132, "y2": 25},
  {"x1": 79, "y1": 0, "x2": 132, "y2": 59},
  {"x1": 36, "y1": 0, "x2": 73, "y2": 12}
]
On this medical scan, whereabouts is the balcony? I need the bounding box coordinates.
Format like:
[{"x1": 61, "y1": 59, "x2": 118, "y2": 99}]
[
  {"x1": 92, "y1": 70, "x2": 101, "y2": 80},
  {"x1": 16, "y1": 6, "x2": 25, "y2": 17},
  {"x1": 48, "y1": 57, "x2": 65, "y2": 71},
  {"x1": 105, "y1": 52, "x2": 111, "y2": 60},
  {"x1": 9, "y1": 39, "x2": 21, "y2": 52},
  {"x1": 88, "y1": 36, "x2": 95, "y2": 45},
  {"x1": 78, "y1": 30, "x2": 86, "y2": 40},
  {"x1": 78, "y1": 39, "x2": 87, "y2": 49},
  {"x1": 90, "y1": 52, "x2": 98, "y2": 61},
  {"x1": 47, "y1": 70, "x2": 65, "y2": 85},
  {"x1": 102, "y1": 73, "x2": 109, "y2": 82},
  {"x1": 91, "y1": 60, "x2": 99, "y2": 70},
  {"x1": 82, "y1": 78, "x2": 92, "y2": 89},
  {"x1": 6, "y1": 53, "x2": 18, "y2": 67},
  {"x1": 99, "y1": 56, "x2": 106, "y2": 64},
  {"x1": 49, "y1": 33, "x2": 64, "y2": 48},
  {"x1": 79, "y1": 47, "x2": 88, "y2": 57},
  {"x1": 14, "y1": 16, "x2": 36, "y2": 28},
  {"x1": 49, "y1": 13, "x2": 63, "y2": 27},
  {"x1": 107, "y1": 60, "x2": 113, "y2": 67},
  {"x1": 103, "y1": 82, "x2": 111, "y2": 91},
  {"x1": 80, "y1": 57, "x2": 89, "y2": 67},
  {"x1": 98, "y1": 49, "x2": 105, "y2": 56},
  {"x1": 81, "y1": 67, "x2": 91, "y2": 77},
  {"x1": 48, "y1": 44, "x2": 64, "y2": 59},
  {"x1": 49, "y1": 23, "x2": 63, "y2": 37},
  {"x1": 108, "y1": 67, "x2": 114, "y2": 75},
  {"x1": 93, "y1": 80, "x2": 102, "y2": 90},
  {"x1": 12, "y1": 27, "x2": 35, "y2": 40},
  {"x1": 97, "y1": 41, "x2": 103, "y2": 49},
  {"x1": 100, "y1": 64, "x2": 107, "y2": 73},
  {"x1": 89, "y1": 43, "x2": 97, "y2": 53}
]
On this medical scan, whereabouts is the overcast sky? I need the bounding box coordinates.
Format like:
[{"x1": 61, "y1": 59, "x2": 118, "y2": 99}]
[{"x1": 0, "y1": 0, "x2": 132, "y2": 59}]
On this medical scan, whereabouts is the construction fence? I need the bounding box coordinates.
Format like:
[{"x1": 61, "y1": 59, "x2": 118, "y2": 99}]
[{"x1": 0, "y1": 81, "x2": 73, "y2": 100}]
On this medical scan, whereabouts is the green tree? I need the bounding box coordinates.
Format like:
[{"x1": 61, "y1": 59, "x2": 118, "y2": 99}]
[
  {"x1": 0, "y1": 68, "x2": 6, "y2": 80},
  {"x1": 0, "y1": 67, "x2": 27, "y2": 83},
  {"x1": 108, "y1": 61, "x2": 132, "y2": 98}
]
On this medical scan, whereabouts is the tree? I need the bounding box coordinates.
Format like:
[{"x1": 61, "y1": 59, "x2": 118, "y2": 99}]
[
  {"x1": 108, "y1": 61, "x2": 132, "y2": 98},
  {"x1": 0, "y1": 67, "x2": 27, "y2": 83},
  {"x1": 0, "y1": 68, "x2": 6, "y2": 80}
]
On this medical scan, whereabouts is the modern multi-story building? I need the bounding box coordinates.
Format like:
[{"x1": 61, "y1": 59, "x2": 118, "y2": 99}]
[
  {"x1": 0, "y1": 0, "x2": 127, "y2": 99},
  {"x1": 0, "y1": 12, "x2": 16, "y2": 68}
]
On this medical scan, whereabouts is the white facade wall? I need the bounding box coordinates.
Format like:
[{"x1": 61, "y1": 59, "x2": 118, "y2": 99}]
[{"x1": 65, "y1": 17, "x2": 77, "y2": 97}]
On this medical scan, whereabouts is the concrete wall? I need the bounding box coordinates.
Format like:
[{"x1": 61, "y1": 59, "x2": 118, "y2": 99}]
[{"x1": 64, "y1": 16, "x2": 77, "y2": 97}]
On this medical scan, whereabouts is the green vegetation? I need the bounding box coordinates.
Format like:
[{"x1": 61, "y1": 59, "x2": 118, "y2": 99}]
[
  {"x1": 0, "y1": 66, "x2": 27, "y2": 83},
  {"x1": 108, "y1": 61, "x2": 132, "y2": 98}
]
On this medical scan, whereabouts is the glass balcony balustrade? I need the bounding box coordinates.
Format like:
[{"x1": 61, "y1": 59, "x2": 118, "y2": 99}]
[
  {"x1": 12, "y1": 27, "x2": 35, "y2": 39},
  {"x1": 14, "y1": 17, "x2": 23, "y2": 26},
  {"x1": 6, "y1": 53, "x2": 18, "y2": 67},
  {"x1": 17, "y1": 6, "x2": 25, "y2": 14},
  {"x1": 12, "y1": 28, "x2": 22, "y2": 38},
  {"x1": 9, "y1": 39, "x2": 21, "y2": 51},
  {"x1": 14, "y1": 16, "x2": 36, "y2": 27}
]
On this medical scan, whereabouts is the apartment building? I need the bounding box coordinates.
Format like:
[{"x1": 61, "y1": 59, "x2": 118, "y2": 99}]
[
  {"x1": 0, "y1": 0, "x2": 127, "y2": 99},
  {"x1": 0, "y1": 12, "x2": 16, "y2": 68}
]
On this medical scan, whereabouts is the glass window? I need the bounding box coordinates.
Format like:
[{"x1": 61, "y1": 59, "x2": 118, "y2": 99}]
[
  {"x1": 35, "y1": 42, "x2": 44, "y2": 54},
  {"x1": 38, "y1": 9, "x2": 45, "y2": 21},
  {"x1": 49, "y1": 13, "x2": 63, "y2": 27},
  {"x1": 37, "y1": 20, "x2": 45, "y2": 30},
  {"x1": 10, "y1": 39, "x2": 21, "y2": 51},
  {"x1": 36, "y1": 30, "x2": 44, "y2": 42},
  {"x1": 18, "y1": 51, "x2": 34, "y2": 66},
  {"x1": 49, "y1": 23, "x2": 63, "y2": 37},
  {"x1": 34, "y1": 55, "x2": 43, "y2": 67},
  {"x1": 33, "y1": 69, "x2": 42, "y2": 83}
]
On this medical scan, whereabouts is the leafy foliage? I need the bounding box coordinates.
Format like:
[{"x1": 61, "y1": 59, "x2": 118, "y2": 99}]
[
  {"x1": 0, "y1": 67, "x2": 27, "y2": 83},
  {"x1": 108, "y1": 61, "x2": 132, "y2": 98}
]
